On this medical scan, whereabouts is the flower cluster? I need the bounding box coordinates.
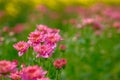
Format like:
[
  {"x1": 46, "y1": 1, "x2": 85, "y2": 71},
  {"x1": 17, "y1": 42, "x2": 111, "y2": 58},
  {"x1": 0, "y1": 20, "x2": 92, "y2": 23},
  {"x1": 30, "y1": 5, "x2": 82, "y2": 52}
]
[
  {"x1": 0, "y1": 60, "x2": 49, "y2": 80},
  {"x1": 53, "y1": 58, "x2": 67, "y2": 69},
  {"x1": 13, "y1": 24, "x2": 62, "y2": 58}
]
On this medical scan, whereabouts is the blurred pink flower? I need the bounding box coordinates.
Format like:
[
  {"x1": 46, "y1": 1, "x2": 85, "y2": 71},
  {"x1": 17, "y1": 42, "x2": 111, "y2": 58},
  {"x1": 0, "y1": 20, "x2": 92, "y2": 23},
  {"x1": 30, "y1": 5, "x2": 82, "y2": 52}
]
[
  {"x1": 12, "y1": 24, "x2": 24, "y2": 34},
  {"x1": 2, "y1": 26, "x2": 10, "y2": 32},
  {"x1": 113, "y1": 22, "x2": 120, "y2": 29},
  {"x1": 13, "y1": 41, "x2": 29, "y2": 56},
  {"x1": 37, "y1": 5, "x2": 48, "y2": 13},
  {"x1": 9, "y1": 71, "x2": 21, "y2": 80},
  {"x1": 59, "y1": 44, "x2": 66, "y2": 51},
  {"x1": 92, "y1": 22, "x2": 104, "y2": 31},
  {"x1": 53, "y1": 58, "x2": 67, "y2": 69},
  {"x1": 20, "y1": 65, "x2": 47, "y2": 80},
  {"x1": 0, "y1": 11, "x2": 4, "y2": 18},
  {"x1": 82, "y1": 18, "x2": 94, "y2": 25},
  {"x1": 0, "y1": 60, "x2": 17, "y2": 75}
]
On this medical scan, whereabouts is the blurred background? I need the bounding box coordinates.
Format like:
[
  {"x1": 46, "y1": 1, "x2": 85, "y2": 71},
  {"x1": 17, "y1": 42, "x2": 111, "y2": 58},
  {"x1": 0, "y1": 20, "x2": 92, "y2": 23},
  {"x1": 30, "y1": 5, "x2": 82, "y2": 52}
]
[{"x1": 0, "y1": 0, "x2": 120, "y2": 80}]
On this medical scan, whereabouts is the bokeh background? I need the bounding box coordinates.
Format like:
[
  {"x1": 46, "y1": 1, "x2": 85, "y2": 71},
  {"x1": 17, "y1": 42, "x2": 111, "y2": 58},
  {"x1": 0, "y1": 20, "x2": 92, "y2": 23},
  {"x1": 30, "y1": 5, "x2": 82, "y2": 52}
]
[{"x1": 0, "y1": 0, "x2": 120, "y2": 80}]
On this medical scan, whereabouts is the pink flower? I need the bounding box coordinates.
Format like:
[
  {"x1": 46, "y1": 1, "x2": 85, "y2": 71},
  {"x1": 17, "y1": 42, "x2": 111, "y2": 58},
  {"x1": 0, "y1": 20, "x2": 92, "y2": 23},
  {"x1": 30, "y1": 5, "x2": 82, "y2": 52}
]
[
  {"x1": 82, "y1": 18, "x2": 94, "y2": 25},
  {"x1": 92, "y1": 22, "x2": 104, "y2": 31},
  {"x1": 9, "y1": 71, "x2": 21, "y2": 80},
  {"x1": 59, "y1": 44, "x2": 66, "y2": 51},
  {"x1": 37, "y1": 78, "x2": 50, "y2": 80},
  {"x1": 20, "y1": 65, "x2": 47, "y2": 80},
  {"x1": 12, "y1": 24, "x2": 24, "y2": 34},
  {"x1": 28, "y1": 30, "x2": 43, "y2": 46},
  {"x1": 37, "y1": 24, "x2": 50, "y2": 34},
  {"x1": 37, "y1": 5, "x2": 47, "y2": 13},
  {"x1": 0, "y1": 60, "x2": 17, "y2": 75},
  {"x1": 13, "y1": 41, "x2": 29, "y2": 56},
  {"x1": 45, "y1": 33, "x2": 62, "y2": 44},
  {"x1": 113, "y1": 22, "x2": 120, "y2": 29},
  {"x1": 2, "y1": 26, "x2": 10, "y2": 32},
  {"x1": 37, "y1": 24, "x2": 60, "y2": 34},
  {"x1": 53, "y1": 58, "x2": 67, "y2": 69},
  {"x1": 34, "y1": 44, "x2": 54, "y2": 58},
  {"x1": 49, "y1": 28, "x2": 60, "y2": 34}
]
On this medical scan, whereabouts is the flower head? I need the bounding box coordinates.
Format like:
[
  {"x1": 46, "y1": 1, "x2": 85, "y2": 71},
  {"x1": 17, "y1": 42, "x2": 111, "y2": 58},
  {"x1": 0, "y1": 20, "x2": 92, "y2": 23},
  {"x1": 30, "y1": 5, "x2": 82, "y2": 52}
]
[
  {"x1": 45, "y1": 33, "x2": 62, "y2": 45},
  {"x1": 53, "y1": 58, "x2": 67, "y2": 69},
  {"x1": 9, "y1": 71, "x2": 21, "y2": 80},
  {"x1": 0, "y1": 60, "x2": 17, "y2": 75},
  {"x1": 20, "y1": 65, "x2": 47, "y2": 80},
  {"x1": 13, "y1": 41, "x2": 29, "y2": 56},
  {"x1": 59, "y1": 44, "x2": 66, "y2": 51},
  {"x1": 34, "y1": 44, "x2": 54, "y2": 58},
  {"x1": 28, "y1": 30, "x2": 43, "y2": 46}
]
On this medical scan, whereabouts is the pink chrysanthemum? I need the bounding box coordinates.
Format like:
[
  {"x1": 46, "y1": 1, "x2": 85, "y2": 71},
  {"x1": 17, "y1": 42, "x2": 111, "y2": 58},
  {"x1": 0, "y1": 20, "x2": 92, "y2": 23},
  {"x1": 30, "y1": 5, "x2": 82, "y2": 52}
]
[
  {"x1": 20, "y1": 65, "x2": 47, "y2": 80},
  {"x1": 13, "y1": 41, "x2": 29, "y2": 56},
  {"x1": 34, "y1": 44, "x2": 54, "y2": 58},
  {"x1": 9, "y1": 71, "x2": 21, "y2": 80},
  {"x1": 28, "y1": 30, "x2": 43, "y2": 46},
  {"x1": 53, "y1": 58, "x2": 67, "y2": 69},
  {"x1": 45, "y1": 33, "x2": 62, "y2": 44},
  {"x1": 37, "y1": 24, "x2": 50, "y2": 33},
  {"x1": 0, "y1": 60, "x2": 17, "y2": 75}
]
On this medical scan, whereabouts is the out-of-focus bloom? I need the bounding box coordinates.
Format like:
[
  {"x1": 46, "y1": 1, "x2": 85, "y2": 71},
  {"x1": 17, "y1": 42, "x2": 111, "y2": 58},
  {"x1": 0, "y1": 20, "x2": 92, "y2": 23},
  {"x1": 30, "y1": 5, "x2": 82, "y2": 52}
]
[
  {"x1": 113, "y1": 22, "x2": 120, "y2": 29},
  {"x1": 9, "y1": 71, "x2": 21, "y2": 80},
  {"x1": 69, "y1": 19, "x2": 77, "y2": 25},
  {"x1": 37, "y1": 78, "x2": 50, "y2": 80},
  {"x1": 82, "y1": 18, "x2": 94, "y2": 25},
  {"x1": 0, "y1": 11, "x2": 4, "y2": 18},
  {"x1": 2, "y1": 26, "x2": 10, "y2": 32},
  {"x1": 9, "y1": 31, "x2": 15, "y2": 36},
  {"x1": 37, "y1": 5, "x2": 47, "y2": 13},
  {"x1": 34, "y1": 44, "x2": 54, "y2": 58},
  {"x1": 28, "y1": 30, "x2": 43, "y2": 46},
  {"x1": 12, "y1": 24, "x2": 24, "y2": 34},
  {"x1": 92, "y1": 22, "x2": 104, "y2": 31},
  {"x1": 53, "y1": 58, "x2": 67, "y2": 69},
  {"x1": 59, "y1": 44, "x2": 66, "y2": 51},
  {"x1": 0, "y1": 60, "x2": 17, "y2": 75},
  {"x1": 13, "y1": 41, "x2": 29, "y2": 56},
  {"x1": 20, "y1": 65, "x2": 47, "y2": 80}
]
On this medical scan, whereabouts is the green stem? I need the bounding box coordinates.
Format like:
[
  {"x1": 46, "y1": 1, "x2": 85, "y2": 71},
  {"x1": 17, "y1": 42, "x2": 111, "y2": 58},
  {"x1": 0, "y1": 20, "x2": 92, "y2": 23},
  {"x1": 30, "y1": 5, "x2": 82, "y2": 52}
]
[{"x1": 56, "y1": 69, "x2": 61, "y2": 80}]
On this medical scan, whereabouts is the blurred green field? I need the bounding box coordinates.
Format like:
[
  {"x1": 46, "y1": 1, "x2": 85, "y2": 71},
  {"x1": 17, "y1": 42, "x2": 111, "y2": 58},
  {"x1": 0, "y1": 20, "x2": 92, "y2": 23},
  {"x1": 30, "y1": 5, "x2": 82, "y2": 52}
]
[{"x1": 0, "y1": 0, "x2": 120, "y2": 80}]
